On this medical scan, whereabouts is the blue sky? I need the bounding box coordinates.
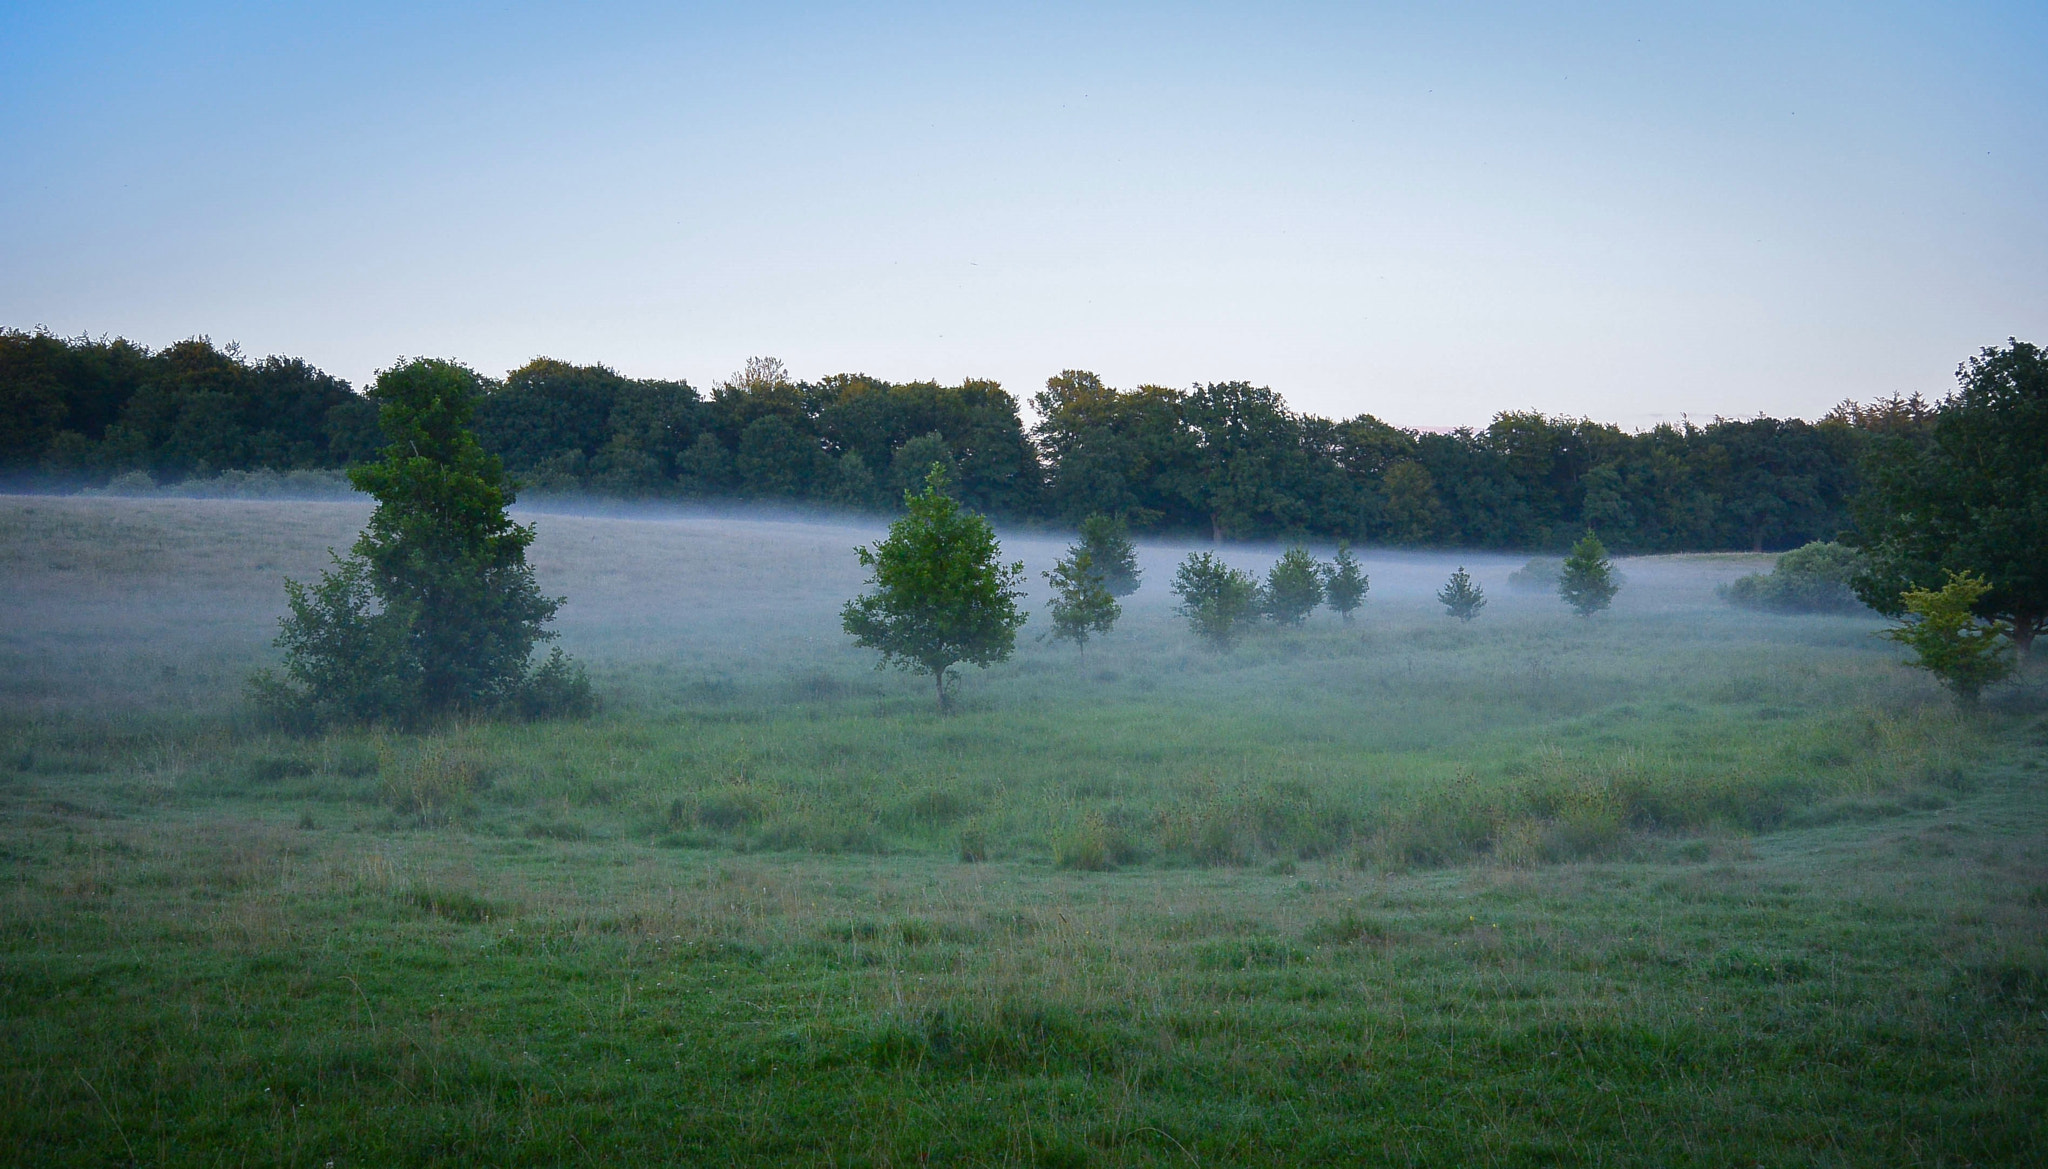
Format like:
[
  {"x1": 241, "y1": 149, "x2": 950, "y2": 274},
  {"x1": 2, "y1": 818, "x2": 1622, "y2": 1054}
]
[{"x1": 3, "y1": 1, "x2": 2043, "y2": 428}]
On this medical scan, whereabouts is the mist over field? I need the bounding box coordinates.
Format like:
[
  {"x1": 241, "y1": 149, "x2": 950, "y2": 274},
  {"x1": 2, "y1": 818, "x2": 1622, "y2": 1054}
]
[{"x1": 5, "y1": 492, "x2": 1763, "y2": 715}]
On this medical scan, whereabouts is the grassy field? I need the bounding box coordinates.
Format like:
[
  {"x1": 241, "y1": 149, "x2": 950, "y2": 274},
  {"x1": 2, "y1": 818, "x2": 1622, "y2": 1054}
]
[{"x1": 3, "y1": 494, "x2": 2045, "y2": 1166}]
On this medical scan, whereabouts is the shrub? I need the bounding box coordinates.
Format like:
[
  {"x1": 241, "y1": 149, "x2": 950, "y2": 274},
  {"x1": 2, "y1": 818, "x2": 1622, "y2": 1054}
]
[
  {"x1": 1559, "y1": 532, "x2": 1621, "y2": 617},
  {"x1": 1171, "y1": 552, "x2": 1261, "y2": 648},
  {"x1": 1437, "y1": 567, "x2": 1486, "y2": 622},
  {"x1": 1507, "y1": 558, "x2": 1562, "y2": 593},
  {"x1": 1883, "y1": 570, "x2": 2017, "y2": 703},
  {"x1": 1262, "y1": 546, "x2": 1324, "y2": 626},
  {"x1": 1322, "y1": 543, "x2": 1368, "y2": 622},
  {"x1": 1721, "y1": 541, "x2": 1869, "y2": 614}
]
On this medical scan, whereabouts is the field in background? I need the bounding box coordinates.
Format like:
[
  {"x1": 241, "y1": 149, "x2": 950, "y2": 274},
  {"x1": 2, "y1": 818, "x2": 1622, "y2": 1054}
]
[{"x1": 2, "y1": 494, "x2": 2045, "y2": 1165}]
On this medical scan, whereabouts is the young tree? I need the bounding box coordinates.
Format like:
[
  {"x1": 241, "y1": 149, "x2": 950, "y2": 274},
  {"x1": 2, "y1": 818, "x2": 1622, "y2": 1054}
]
[
  {"x1": 254, "y1": 358, "x2": 585, "y2": 724},
  {"x1": 1437, "y1": 566, "x2": 1486, "y2": 622},
  {"x1": 1078, "y1": 513, "x2": 1142, "y2": 597},
  {"x1": 1883, "y1": 571, "x2": 2016, "y2": 704},
  {"x1": 1171, "y1": 552, "x2": 1261, "y2": 648},
  {"x1": 1558, "y1": 531, "x2": 1620, "y2": 617},
  {"x1": 1322, "y1": 542, "x2": 1368, "y2": 622},
  {"x1": 842, "y1": 466, "x2": 1027, "y2": 710},
  {"x1": 1044, "y1": 549, "x2": 1120, "y2": 653},
  {"x1": 1852, "y1": 340, "x2": 2047, "y2": 655},
  {"x1": 1263, "y1": 546, "x2": 1324, "y2": 626}
]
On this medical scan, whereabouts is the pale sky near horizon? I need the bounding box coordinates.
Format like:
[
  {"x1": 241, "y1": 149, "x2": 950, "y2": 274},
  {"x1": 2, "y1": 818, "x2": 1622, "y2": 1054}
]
[{"x1": 3, "y1": 2, "x2": 2044, "y2": 430}]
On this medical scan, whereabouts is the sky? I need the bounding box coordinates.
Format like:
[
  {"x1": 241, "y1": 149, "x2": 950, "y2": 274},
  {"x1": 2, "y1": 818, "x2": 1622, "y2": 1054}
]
[{"x1": 3, "y1": 1, "x2": 2044, "y2": 430}]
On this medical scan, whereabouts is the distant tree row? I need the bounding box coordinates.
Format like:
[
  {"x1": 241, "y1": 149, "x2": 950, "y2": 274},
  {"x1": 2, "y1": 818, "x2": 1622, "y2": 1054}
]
[{"x1": 2, "y1": 327, "x2": 1941, "y2": 553}]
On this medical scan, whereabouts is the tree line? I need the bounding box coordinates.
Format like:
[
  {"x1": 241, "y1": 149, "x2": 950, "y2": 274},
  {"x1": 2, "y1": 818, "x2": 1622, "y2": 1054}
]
[{"x1": 5, "y1": 326, "x2": 1945, "y2": 553}]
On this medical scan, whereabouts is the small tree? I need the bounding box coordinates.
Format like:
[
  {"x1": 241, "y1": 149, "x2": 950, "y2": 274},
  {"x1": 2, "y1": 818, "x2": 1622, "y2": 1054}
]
[
  {"x1": 253, "y1": 358, "x2": 586, "y2": 726},
  {"x1": 1323, "y1": 543, "x2": 1368, "y2": 622},
  {"x1": 1078, "y1": 513, "x2": 1142, "y2": 597},
  {"x1": 842, "y1": 466, "x2": 1027, "y2": 710},
  {"x1": 1883, "y1": 570, "x2": 2016, "y2": 704},
  {"x1": 1263, "y1": 546, "x2": 1324, "y2": 626},
  {"x1": 1044, "y1": 549, "x2": 1120, "y2": 653},
  {"x1": 1558, "y1": 531, "x2": 1620, "y2": 617},
  {"x1": 1438, "y1": 566, "x2": 1486, "y2": 622},
  {"x1": 1171, "y1": 552, "x2": 1260, "y2": 648}
]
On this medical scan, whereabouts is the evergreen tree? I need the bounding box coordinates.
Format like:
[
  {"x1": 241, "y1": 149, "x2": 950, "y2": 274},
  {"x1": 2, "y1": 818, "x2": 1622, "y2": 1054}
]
[
  {"x1": 842, "y1": 466, "x2": 1027, "y2": 710},
  {"x1": 254, "y1": 358, "x2": 587, "y2": 724},
  {"x1": 1322, "y1": 542, "x2": 1368, "y2": 622},
  {"x1": 1263, "y1": 546, "x2": 1324, "y2": 625},
  {"x1": 1558, "y1": 531, "x2": 1620, "y2": 617},
  {"x1": 1437, "y1": 566, "x2": 1486, "y2": 622},
  {"x1": 1044, "y1": 549, "x2": 1120, "y2": 653},
  {"x1": 1171, "y1": 552, "x2": 1261, "y2": 648},
  {"x1": 1883, "y1": 571, "x2": 2016, "y2": 704},
  {"x1": 1078, "y1": 513, "x2": 1142, "y2": 597}
]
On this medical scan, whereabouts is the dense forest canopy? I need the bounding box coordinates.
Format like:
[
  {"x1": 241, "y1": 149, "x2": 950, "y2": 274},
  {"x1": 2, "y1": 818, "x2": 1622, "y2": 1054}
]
[{"x1": 2, "y1": 327, "x2": 1937, "y2": 552}]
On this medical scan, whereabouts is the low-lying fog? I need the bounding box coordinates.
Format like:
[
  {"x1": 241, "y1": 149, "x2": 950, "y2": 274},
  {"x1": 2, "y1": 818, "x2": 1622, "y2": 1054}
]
[{"x1": 1, "y1": 493, "x2": 1808, "y2": 715}]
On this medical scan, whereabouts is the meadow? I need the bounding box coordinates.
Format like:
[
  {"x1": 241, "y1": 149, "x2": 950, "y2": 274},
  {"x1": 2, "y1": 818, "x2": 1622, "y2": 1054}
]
[{"x1": 2, "y1": 494, "x2": 2044, "y2": 1166}]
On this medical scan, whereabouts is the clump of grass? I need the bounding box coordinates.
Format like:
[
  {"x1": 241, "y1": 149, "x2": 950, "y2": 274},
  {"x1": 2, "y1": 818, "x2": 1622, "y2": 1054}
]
[
  {"x1": 403, "y1": 885, "x2": 499, "y2": 924},
  {"x1": 1053, "y1": 813, "x2": 1139, "y2": 871},
  {"x1": 1157, "y1": 782, "x2": 1355, "y2": 866},
  {"x1": 958, "y1": 824, "x2": 991, "y2": 863},
  {"x1": 1305, "y1": 909, "x2": 1390, "y2": 946},
  {"x1": 524, "y1": 817, "x2": 589, "y2": 841},
  {"x1": 382, "y1": 744, "x2": 492, "y2": 824},
  {"x1": 243, "y1": 755, "x2": 314, "y2": 784}
]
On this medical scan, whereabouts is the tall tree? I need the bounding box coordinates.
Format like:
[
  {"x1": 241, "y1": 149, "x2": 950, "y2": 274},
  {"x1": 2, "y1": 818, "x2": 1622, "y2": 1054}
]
[
  {"x1": 256, "y1": 358, "x2": 583, "y2": 724},
  {"x1": 842, "y1": 467, "x2": 1027, "y2": 710},
  {"x1": 1851, "y1": 340, "x2": 2048, "y2": 654},
  {"x1": 349, "y1": 359, "x2": 567, "y2": 711}
]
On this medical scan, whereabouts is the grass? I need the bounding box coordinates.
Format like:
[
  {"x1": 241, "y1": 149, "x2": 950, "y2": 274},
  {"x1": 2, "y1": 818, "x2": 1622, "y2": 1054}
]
[{"x1": 2, "y1": 493, "x2": 2045, "y2": 1165}]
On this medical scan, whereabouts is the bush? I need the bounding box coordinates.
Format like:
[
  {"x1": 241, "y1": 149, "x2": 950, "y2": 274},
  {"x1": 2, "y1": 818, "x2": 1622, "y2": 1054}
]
[
  {"x1": 1721, "y1": 541, "x2": 1868, "y2": 614},
  {"x1": 1507, "y1": 558, "x2": 1562, "y2": 593},
  {"x1": 1883, "y1": 570, "x2": 2017, "y2": 703},
  {"x1": 1262, "y1": 546, "x2": 1324, "y2": 626},
  {"x1": 1171, "y1": 552, "x2": 1261, "y2": 648}
]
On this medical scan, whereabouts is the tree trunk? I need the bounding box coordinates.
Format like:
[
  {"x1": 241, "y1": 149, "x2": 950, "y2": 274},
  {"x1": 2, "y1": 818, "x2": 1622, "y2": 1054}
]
[
  {"x1": 934, "y1": 667, "x2": 950, "y2": 712},
  {"x1": 2015, "y1": 613, "x2": 2040, "y2": 659}
]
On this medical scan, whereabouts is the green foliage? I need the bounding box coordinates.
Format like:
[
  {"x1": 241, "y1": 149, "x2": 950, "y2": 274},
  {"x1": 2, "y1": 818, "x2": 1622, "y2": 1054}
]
[
  {"x1": 1506, "y1": 557, "x2": 1562, "y2": 593},
  {"x1": 1882, "y1": 571, "x2": 2016, "y2": 703},
  {"x1": 1077, "y1": 513, "x2": 1141, "y2": 596},
  {"x1": 1437, "y1": 566, "x2": 1486, "y2": 622},
  {"x1": 841, "y1": 467, "x2": 1027, "y2": 709},
  {"x1": 257, "y1": 359, "x2": 581, "y2": 726},
  {"x1": 250, "y1": 554, "x2": 414, "y2": 727},
  {"x1": 1558, "y1": 531, "x2": 1620, "y2": 617},
  {"x1": 1852, "y1": 340, "x2": 2048, "y2": 654},
  {"x1": 1170, "y1": 552, "x2": 1261, "y2": 648},
  {"x1": 1043, "y1": 549, "x2": 1120, "y2": 653},
  {"x1": 1721, "y1": 541, "x2": 1868, "y2": 613},
  {"x1": 1321, "y1": 543, "x2": 1368, "y2": 622},
  {"x1": 1262, "y1": 546, "x2": 1325, "y2": 626}
]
